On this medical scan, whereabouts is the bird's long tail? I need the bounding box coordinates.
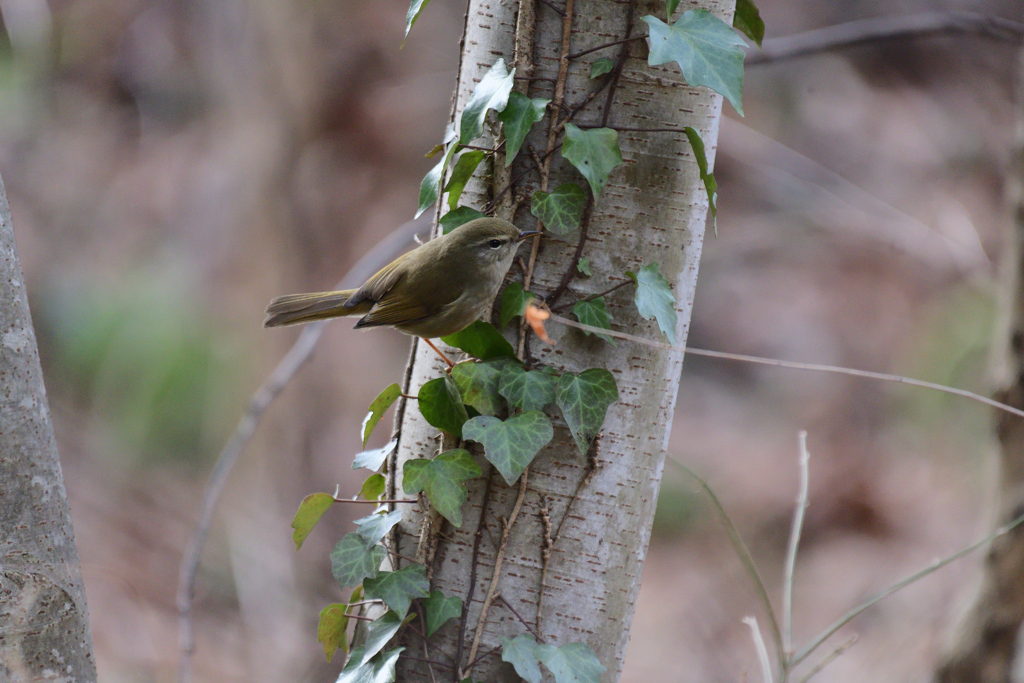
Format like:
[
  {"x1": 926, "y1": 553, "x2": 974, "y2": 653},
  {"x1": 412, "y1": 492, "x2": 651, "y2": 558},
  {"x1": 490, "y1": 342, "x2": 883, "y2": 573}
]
[{"x1": 263, "y1": 289, "x2": 370, "y2": 327}]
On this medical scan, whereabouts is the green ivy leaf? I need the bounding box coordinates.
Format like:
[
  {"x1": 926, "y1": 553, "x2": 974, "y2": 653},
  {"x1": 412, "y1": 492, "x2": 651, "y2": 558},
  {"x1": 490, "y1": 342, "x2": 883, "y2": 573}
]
[
  {"x1": 337, "y1": 646, "x2": 405, "y2": 683},
  {"x1": 501, "y1": 633, "x2": 542, "y2": 683},
  {"x1": 531, "y1": 182, "x2": 587, "y2": 235},
  {"x1": 498, "y1": 363, "x2": 557, "y2": 413},
  {"x1": 452, "y1": 360, "x2": 507, "y2": 416},
  {"x1": 733, "y1": 0, "x2": 765, "y2": 46},
  {"x1": 665, "y1": 0, "x2": 681, "y2": 21},
  {"x1": 331, "y1": 533, "x2": 387, "y2": 588},
  {"x1": 440, "y1": 207, "x2": 486, "y2": 234},
  {"x1": 444, "y1": 150, "x2": 487, "y2": 210},
  {"x1": 627, "y1": 262, "x2": 677, "y2": 344},
  {"x1": 561, "y1": 124, "x2": 623, "y2": 197},
  {"x1": 354, "y1": 510, "x2": 403, "y2": 546},
  {"x1": 292, "y1": 492, "x2": 334, "y2": 550},
  {"x1": 642, "y1": 11, "x2": 747, "y2": 115},
  {"x1": 423, "y1": 591, "x2": 463, "y2": 636},
  {"x1": 460, "y1": 59, "x2": 516, "y2": 145},
  {"x1": 463, "y1": 411, "x2": 554, "y2": 485},
  {"x1": 360, "y1": 473, "x2": 386, "y2": 501},
  {"x1": 317, "y1": 603, "x2": 349, "y2": 661},
  {"x1": 590, "y1": 57, "x2": 615, "y2": 78},
  {"x1": 500, "y1": 283, "x2": 535, "y2": 328},
  {"x1": 416, "y1": 141, "x2": 460, "y2": 219},
  {"x1": 681, "y1": 126, "x2": 718, "y2": 235},
  {"x1": 403, "y1": 449, "x2": 481, "y2": 527},
  {"x1": 441, "y1": 320, "x2": 516, "y2": 360},
  {"x1": 555, "y1": 369, "x2": 618, "y2": 455},
  {"x1": 362, "y1": 384, "x2": 401, "y2": 447},
  {"x1": 498, "y1": 92, "x2": 549, "y2": 166},
  {"x1": 572, "y1": 297, "x2": 615, "y2": 344},
  {"x1": 535, "y1": 642, "x2": 606, "y2": 683},
  {"x1": 353, "y1": 437, "x2": 398, "y2": 472},
  {"x1": 418, "y1": 375, "x2": 469, "y2": 438},
  {"x1": 363, "y1": 564, "x2": 430, "y2": 619},
  {"x1": 403, "y1": 0, "x2": 431, "y2": 44},
  {"x1": 361, "y1": 612, "x2": 411, "y2": 666},
  {"x1": 576, "y1": 258, "x2": 592, "y2": 276}
]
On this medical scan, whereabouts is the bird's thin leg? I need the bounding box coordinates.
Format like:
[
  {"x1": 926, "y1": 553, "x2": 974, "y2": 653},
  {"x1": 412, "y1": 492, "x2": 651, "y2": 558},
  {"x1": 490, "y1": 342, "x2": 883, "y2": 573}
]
[{"x1": 422, "y1": 338, "x2": 456, "y2": 369}]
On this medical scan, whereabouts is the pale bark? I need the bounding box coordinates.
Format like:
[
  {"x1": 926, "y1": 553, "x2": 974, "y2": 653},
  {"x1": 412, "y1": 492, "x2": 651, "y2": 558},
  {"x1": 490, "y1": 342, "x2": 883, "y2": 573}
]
[
  {"x1": 0, "y1": 173, "x2": 97, "y2": 682},
  {"x1": 935, "y1": 35, "x2": 1024, "y2": 683},
  {"x1": 388, "y1": 0, "x2": 731, "y2": 679}
]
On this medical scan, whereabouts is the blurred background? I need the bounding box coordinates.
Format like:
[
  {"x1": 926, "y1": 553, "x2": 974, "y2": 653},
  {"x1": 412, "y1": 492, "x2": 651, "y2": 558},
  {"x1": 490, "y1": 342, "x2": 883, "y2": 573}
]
[{"x1": 2, "y1": 0, "x2": 1020, "y2": 680}]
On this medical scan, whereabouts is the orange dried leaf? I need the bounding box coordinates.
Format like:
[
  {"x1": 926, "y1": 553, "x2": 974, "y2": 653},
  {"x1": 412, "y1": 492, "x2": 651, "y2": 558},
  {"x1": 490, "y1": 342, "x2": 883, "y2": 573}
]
[{"x1": 525, "y1": 303, "x2": 554, "y2": 344}]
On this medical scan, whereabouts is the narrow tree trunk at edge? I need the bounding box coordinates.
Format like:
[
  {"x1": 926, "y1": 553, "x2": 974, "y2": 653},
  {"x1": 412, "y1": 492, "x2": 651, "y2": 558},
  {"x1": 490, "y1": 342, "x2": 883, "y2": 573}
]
[
  {"x1": 0, "y1": 173, "x2": 97, "y2": 682},
  {"x1": 387, "y1": 0, "x2": 733, "y2": 680}
]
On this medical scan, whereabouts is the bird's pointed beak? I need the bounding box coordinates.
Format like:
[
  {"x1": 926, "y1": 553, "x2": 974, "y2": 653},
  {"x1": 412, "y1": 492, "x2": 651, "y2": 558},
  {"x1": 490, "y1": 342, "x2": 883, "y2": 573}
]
[{"x1": 517, "y1": 230, "x2": 542, "y2": 242}]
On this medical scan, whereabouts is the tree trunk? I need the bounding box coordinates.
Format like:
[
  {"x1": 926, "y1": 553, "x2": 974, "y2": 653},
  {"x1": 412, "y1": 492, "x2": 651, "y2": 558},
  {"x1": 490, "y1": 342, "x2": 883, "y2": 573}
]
[
  {"x1": 0, "y1": 173, "x2": 97, "y2": 681},
  {"x1": 935, "y1": 28, "x2": 1024, "y2": 683},
  {"x1": 388, "y1": 0, "x2": 732, "y2": 679}
]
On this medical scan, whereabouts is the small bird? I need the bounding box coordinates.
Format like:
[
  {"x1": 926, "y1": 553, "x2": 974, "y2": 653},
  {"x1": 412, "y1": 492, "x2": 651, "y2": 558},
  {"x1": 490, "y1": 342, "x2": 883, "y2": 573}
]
[{"x1": 264, "y1": 217, "x2": 539, "y2": 364}]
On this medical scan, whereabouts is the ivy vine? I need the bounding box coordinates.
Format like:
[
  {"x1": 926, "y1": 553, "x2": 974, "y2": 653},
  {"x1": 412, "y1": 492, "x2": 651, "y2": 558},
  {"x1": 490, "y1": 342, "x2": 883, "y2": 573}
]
[{"x1": 288, "y1": 0, "x2": 762, "y2": 680}]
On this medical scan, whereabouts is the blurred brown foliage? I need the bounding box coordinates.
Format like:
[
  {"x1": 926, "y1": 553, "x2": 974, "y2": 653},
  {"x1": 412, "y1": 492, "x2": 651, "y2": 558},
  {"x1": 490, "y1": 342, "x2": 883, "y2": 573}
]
[{"x1": 3, "y1": 0, "x2": 1022, "y2": 680}]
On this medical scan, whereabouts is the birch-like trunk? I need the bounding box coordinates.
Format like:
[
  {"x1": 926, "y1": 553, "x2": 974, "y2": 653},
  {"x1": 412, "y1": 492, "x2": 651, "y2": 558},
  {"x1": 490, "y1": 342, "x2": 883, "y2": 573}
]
[
  {"x1": 936, "y1": 37, "x2": 1024, "y2": 683},
  {"x1": 389, "y1": 0, "x2": 732, "y2": 679},
  {"x1": 0, "y1": 174, "x2": 97, "y2": 681}
]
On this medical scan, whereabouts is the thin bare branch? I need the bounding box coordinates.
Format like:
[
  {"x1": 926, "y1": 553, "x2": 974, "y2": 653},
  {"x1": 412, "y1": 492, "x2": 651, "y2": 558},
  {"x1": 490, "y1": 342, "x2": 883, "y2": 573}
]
[
  {"x1": 743, "y1": 616, "x2": 774, "y2": 683},
  {"x1": 782, "y1": 432, "x2": 810, "y2": 659}
]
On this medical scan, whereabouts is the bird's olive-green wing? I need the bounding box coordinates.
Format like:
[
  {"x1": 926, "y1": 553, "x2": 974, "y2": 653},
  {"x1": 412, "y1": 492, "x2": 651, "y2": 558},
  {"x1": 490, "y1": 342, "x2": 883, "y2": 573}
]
[
  {"x1": 354, "y1": 260, "x2": 466, "y2": 329},
  {"x1": 343, "y1": 252, "x2": 411, "y2": 309}
]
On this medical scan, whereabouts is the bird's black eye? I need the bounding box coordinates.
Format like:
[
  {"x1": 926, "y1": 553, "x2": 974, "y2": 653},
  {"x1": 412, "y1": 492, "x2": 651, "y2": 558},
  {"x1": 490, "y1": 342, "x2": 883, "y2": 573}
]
[{"x1": 488, "y1": 239, "x2": 502, "y2": 248}]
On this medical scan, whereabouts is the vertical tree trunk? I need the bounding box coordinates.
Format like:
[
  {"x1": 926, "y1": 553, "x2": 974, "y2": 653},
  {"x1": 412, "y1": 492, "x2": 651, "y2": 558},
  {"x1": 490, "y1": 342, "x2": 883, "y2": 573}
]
[
  {"x1": 935, "y1": 33, "x2": 1024, "y2": 683},
  {"x1": 388, "y1": 0, "x2": 733, "y2": 679},
  {"x1": 0, "y1": 174, "x2": 96, "y2": 680}
]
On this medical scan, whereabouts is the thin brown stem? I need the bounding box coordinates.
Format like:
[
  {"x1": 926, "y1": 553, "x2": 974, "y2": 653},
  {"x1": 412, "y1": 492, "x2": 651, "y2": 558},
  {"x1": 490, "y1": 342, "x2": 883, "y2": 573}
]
[
  {"x1": 334, "y1": 497, "x2": 419, "y2": 505},
  {"x1": 550, "y1": 278, "x2": 632, "y2": 312},
  {"x1": 400, "y1": 653, "x2": 455, "y2": 670},
  {"x1": 566, "y1": 34, "x2": 645, "y2": 60},
  {"x1": 497, "y1": 593, "x2": 541, "y2": 641},
  {"x1": 456, "y1": 468, "x2": 494, "y2": 675}
]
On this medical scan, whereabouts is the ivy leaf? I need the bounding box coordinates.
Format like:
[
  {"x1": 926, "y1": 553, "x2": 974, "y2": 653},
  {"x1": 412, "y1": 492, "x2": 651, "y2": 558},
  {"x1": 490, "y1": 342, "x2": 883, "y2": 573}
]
[
  {"x1": 733, "y1": 0, "x2": 765, "y2": 46},
  {"x1": 681, "y1": 126, "x2": 718, "y2": 235},
  {"x1": 463, "y1": 411, "x2": 554, "y2": 485},
  {"x1": 418, "y1": 375, "x2": 469, "y2": 438},
  {"x1": 572, "y1": 297, "x2": 615, "y2": 344},
  {"x1": 423, "y1": 591, "x2": 463, "y2": 636},
  {"x1": 627, "y1": 263, "x2": 677, "y2": 344},
  {"x1": 498, "y1": 92, "x2": 549, "y2": 166},
  {"x1": 665, "y1": 0, "x2": 681, "y2": 21},
  {"x1": 452, "y1": 360, "x2": 507, "y2": 416},
  {"x1": 561, "y1": 124, "x2": 623, "y2": 197},
  {"x1": 292, "y1": 492, "x2": 334, "y2": 550},
  {"x1": 361, "y1": 611, "x2": 411, "y2": 666},
  {"x1": 354, "y1": 510, "x2": 403, "y2": 546},
  {"x1": 535, "y1": 642, "x2": 606, "y2": 683},
  {"x1": 362, "y1": 384, "x2": 401, "y2": 447},
  {"x1": 576, "y1": 258, "x2": 592, "y2": 276},
  {"x1": 498, "y1": 363, "x2": 557, "y2": 413},
  {"x1": 500, "y1": 283, "x2": 535, "y2": 329},
  {"x1": 403, "y1": 449, "x2": 481, "y2": 527},
  {"x1": 441, "y1": 320, "x2": 516, "y2": 360},
  {"x1": 403, "y1": 0, "x2": 431, "y2": 45},
  {"x1": 363, "y1": 564, "x2": 430, "y2": 619},
  {"x1": 369, "y1": 648, "x2": 404, "y2": 683},
  {"x1": 555, "y1": 369, "x2": 618, "y2": 455},
  {"x1": 501, "y1": 633, "x2": 542, "y2": 683},
  {"x1": 317, "y1": 603, "x2": 349, "y2": 661},
  {"x1": 416, "y1": 142, "x2": 460, "y2": 219},
  {"x1": 590, "y1": 57, "x2": 615, "y2": 78},
  {"x1": 360, "y1": 473, "x2": 386, "y2": 501},
  {"x1": 353, "y1": 437, "x2": 398, "y2": 472},
  {"x1": 337, "y1": 646, "x2": 405, "y2": 683},
  {"x1": 531, "y1": 182, "x2": 587, "y2": 235},
  {"x1": 440, "y1": 207, "x2": 486, "y2": 234},
  {"x1": 331, "y1": 532, "x2": 387, "y2": 588},
  {"x1": 460, "y1": 59, "x2": 516, "y2": 145},
  {"x1": 444, "y1": 150, "x2": 487, "y2": 210},
  {"x1": 642, "y1": 11, "x2": 747, "y2": 115}
]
